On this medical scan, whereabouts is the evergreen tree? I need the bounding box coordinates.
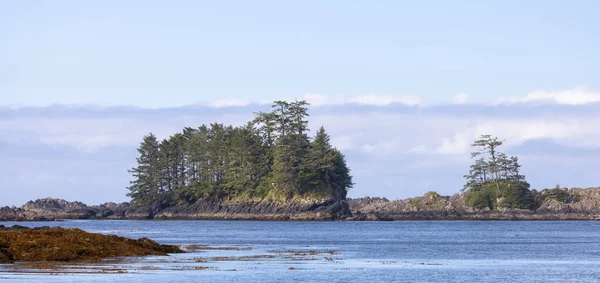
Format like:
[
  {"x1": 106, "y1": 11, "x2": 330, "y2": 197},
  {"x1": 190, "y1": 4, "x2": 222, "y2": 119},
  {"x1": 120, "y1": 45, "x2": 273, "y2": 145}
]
[
  {"x1": 289, "y1": 100, "x2": 310, "y2": 136},
  {"x1": 127, "y1": 133, "x2": 161, "y2": 207},
  {"x1": 330, "y1": 149, "x2": 353, "y2": 200},
  {"x1": 127, "y1": 100, "x2": 353, "y2": 206},
  {"x1": 271, "y1": 141, "x2": 297, "y2": 199},
  {"x1": 272, "y1": 100, "x2": 291, "y2": 139},
  {"x1": 464, "y1": 135, "x2": 533, "y2": 210},
  {"x1": 302, "y1": 127, "x2": 353, "y2": 200}
]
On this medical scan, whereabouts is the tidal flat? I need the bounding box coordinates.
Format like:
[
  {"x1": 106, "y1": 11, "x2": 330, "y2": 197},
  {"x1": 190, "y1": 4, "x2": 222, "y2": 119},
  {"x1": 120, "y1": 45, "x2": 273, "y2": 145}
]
[{"x1": 1, "y1": 220, "x2": 600, "y2": 283}]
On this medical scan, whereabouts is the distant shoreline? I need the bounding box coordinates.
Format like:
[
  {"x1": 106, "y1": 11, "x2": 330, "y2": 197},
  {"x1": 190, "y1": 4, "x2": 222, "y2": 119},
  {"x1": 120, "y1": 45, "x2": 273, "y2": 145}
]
[{"x1": 2, "y1": 187, "x2": 600, "y2": 222}]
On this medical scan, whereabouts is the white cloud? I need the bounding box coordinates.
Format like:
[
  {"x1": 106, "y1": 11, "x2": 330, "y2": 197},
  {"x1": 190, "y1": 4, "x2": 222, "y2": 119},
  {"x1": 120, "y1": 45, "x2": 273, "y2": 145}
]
[
  {"x1": 436, "y1": 132, "x2": 473, "y2": 155},
  {"x1": 3, "y1": 95, "x2": 600, "y2": 204},
  {"x1": 294, "y1": 93, "x2": 423, "y2": 107},
  {"x1": 205, "y1": 99, "x2": 250, "y2": 107},
  {"x1": 4, "y1": 87, "x2": 600, "y2": 157},
  {"x1": 349, "y1": 94, "x2": 422, "y2": 106},
  {"x1": 498, "y1": 86, "x2": 600, "y2": 105},
  {"x1": 0, "y1": 118, "x2": 181, "y2": 153},
  {"x1": 451, "y1": 93, "x2": 469, "y2": 105}
]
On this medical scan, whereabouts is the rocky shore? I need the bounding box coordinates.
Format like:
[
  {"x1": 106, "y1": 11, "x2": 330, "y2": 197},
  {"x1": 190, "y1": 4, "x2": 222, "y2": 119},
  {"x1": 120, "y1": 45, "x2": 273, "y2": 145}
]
[
  {"x1": 1, "y1": 187, "x2": 600, "y2": 221},
  {"x1": 348, "y1": 187, "x2": 600, "y2": 220},
  {"x1": 0, "y1": 197, "x2": 351, "y2": 221},
  {"x1": 0, "y1": 225, "x2": 182, "y2": 263}
]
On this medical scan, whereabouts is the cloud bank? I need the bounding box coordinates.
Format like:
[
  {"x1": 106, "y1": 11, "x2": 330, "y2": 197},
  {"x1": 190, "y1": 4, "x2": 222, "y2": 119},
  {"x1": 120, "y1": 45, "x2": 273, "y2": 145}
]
[{"x1": 498, "y1": 86, "x2": 600, "y2": 105}]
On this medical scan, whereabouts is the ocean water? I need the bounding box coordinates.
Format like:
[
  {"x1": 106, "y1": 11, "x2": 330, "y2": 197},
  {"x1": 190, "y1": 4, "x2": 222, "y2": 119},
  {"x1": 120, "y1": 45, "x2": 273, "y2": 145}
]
[{"x1": 1, "y1": 220, "x2": 600, "y2": 282}]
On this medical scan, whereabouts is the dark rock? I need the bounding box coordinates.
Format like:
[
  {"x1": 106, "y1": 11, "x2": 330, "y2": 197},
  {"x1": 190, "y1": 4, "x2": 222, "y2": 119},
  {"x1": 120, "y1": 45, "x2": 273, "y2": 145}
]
[{"x1": 151, "y1": 198, "x2": 351, "y2": 220}]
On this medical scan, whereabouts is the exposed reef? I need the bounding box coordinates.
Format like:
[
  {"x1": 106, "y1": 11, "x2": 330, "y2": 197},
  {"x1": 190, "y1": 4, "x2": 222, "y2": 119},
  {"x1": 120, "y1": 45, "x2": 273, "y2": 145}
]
[{"x1": 0, "y1": 225, "x2": 182, "y2": 263}]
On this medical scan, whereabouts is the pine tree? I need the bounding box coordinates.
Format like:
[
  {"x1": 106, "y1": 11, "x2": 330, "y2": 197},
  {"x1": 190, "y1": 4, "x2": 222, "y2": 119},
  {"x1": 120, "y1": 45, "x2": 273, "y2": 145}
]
[
  {"x1": 464, "y1": 135, "x2": 532, "y2": 210},
  {"x1": 330, "y1": 149, "x2": 353, "y2": 200},
  {"x1": 127, "y1": 100, "x2": 353, "y2": 206},
  {"x1": 471, "y1": 135, "x2": 504, "y2": 194},
  {"x1": 289, "y1": 100, "x2": 310, "y2": 136},
  {"x1": 271, "y1": 141, "x2": 297, "y2": 199},
  {"x1": 302, "y1": 127, "x2": 353, "y2": 200},
  {"x1": 127, "y1": 133, "x2": 161, "y2": 207},
  {"x1": 272, "y1": 100, "x2": 291, "y2": 139}
]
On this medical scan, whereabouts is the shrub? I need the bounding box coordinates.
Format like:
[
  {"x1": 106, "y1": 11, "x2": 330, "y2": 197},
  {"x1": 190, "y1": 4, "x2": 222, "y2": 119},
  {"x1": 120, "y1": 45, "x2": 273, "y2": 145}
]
[
  {"x1": 498, "y1": 181, "x2": 533, "y2": 209},
  {"x1": 465, "y1": 184, "x2": 498, "y2": 210}
]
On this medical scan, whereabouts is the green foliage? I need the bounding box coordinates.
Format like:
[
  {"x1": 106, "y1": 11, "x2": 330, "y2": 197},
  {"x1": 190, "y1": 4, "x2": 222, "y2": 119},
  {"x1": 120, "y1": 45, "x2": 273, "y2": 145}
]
[
  {"x1": 127, "y1": 101, "x2": 353, "y2": 208},
  {"x1": 127, "y1": 133, "x2": 162, "y2": 209},
  {"x1": 498, "y1": 181, "x2": 533, "y2": 209},
  {"x1": 463, "y1": 135, "x2": 533, "y2": 210},
  {"x1": 465, "y1": 183, "x2": 498, "y2": 210}
]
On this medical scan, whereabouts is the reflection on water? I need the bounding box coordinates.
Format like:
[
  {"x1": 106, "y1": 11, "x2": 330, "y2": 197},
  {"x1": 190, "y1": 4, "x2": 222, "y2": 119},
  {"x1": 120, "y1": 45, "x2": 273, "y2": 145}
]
[{"x1": 1, "y1": 220, "x2": 600, "y2": 282}]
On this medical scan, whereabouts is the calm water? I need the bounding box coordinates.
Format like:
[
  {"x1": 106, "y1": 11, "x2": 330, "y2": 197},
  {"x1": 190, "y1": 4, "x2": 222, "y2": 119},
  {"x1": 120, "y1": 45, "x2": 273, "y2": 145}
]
[{"x1": 1, "y1": 220, "x2": 600, "y2": 282}]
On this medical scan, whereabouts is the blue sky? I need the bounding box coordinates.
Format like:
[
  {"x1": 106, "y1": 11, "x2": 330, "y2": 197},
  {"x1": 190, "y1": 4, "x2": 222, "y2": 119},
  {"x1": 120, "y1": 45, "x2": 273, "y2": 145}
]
[
  {"x1": 1, "y1": 1, "x2": 600, "y2": 205},
  {"x1": 2, "y1": 0, "x2": 599, "y2": 107}
]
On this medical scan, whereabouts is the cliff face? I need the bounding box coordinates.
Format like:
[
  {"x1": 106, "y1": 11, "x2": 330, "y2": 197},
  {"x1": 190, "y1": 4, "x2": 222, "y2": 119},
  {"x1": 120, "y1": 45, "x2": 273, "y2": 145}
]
[{"x1": 348, "y1": 187, "x2": 600, "y2": 220}]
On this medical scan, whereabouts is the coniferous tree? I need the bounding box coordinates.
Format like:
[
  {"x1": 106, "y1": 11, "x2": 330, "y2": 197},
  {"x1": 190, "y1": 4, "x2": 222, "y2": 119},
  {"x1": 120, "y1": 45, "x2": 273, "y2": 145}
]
[
  {"x1": 271, "y1": 141, "x2": 297, "y2": 199},
  {"x1": 330, "y1": 149, "x2": 353, "y2": 200},
  {"x1": 302, "y1": 127, "x2": 353, "y2": 199},
  {"x1": 272, "y1": 100, "x2": 291, "y2": 139},
  {"x1": 127, "y1": 100, "x2": 353, "y2": 207},
  {"x1": 127, "y1": 133, "x2": 161, "y2": 207},
  {"x1": 464, "y1": 135, "x2": 533, "y2": 210}
]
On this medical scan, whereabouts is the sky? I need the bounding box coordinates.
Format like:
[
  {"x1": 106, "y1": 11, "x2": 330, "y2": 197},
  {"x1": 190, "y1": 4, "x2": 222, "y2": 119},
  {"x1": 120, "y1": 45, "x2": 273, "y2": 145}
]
[{"x1": 1, "y1": 1, "x2": 599, "y2": 206}]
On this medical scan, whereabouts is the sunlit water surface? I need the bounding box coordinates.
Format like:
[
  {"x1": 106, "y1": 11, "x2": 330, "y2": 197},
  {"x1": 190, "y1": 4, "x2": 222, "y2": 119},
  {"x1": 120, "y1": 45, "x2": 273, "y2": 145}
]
[{"x1": 1, "y1": 220, "x2": 599, "y2": 282}]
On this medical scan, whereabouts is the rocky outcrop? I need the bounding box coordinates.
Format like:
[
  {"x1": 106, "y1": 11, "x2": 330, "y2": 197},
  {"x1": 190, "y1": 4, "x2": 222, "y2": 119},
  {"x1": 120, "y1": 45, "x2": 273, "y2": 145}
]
[
  {"x1": 348, "y1": 187, "x2": 600, "y2": 220},
  {"x1": 154, "y1": 199, "x2": 350, "y2": 220},
  {"x1": 533, "y1": 187, "x2": 600, "y2": 214},
  {"x1": 0, "y1": 226, "x2": 182, "y2": 263},
  {"x1": 0, "y1": 198, "x2": 130, "y2": 221},
  {"x1": 347, "y1": 192, "x2": 468, "y2": 220},
  {"x1": 0, "y1": 197, "x2": 350, "y2": 221}
]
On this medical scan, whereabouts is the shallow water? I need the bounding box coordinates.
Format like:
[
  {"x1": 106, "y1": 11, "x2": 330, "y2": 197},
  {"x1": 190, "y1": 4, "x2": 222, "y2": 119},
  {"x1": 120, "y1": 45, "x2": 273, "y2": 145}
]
[{"x1": 1, "y1": 220, "x2": 600, "y2": 282}]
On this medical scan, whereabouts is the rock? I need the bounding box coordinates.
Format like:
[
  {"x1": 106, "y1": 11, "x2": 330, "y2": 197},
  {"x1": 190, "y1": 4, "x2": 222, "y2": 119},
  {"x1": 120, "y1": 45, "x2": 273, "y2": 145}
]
[
  {"x1": 0, "y1": 227, "x2": 183, "y2": 263},
  {"x1": 349, "y1": 187, "x2": 600, "y2": 220},
  {"x1": 3, "y1": 187, "x2": 600, "y2": 221},
  {"x1": 153, "y1": 198, "x2": 352, "y2": 220}
]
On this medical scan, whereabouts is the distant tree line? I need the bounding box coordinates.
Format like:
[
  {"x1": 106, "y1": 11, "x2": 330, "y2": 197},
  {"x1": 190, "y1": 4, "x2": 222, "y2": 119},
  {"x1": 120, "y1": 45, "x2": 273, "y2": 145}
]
[
  {"x1": 463, "y1": 135, "x2": 533, "y2": 210},
  {"x1": 127, "y1": 100, "x2": 353, "y2": 210}
]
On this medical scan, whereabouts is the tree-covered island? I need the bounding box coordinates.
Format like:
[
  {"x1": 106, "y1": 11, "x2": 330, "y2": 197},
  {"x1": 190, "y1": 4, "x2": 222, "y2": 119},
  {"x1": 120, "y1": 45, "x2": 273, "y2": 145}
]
[
  {"x1": 124, "y1": 100, "x2": 582, "y2": 217},
  {"x1": 126, "y1": 100, "x2": 353, "y2": 212},
  {"x1": 462, "y1": 135, "x2": 534, "y2": 210}
]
